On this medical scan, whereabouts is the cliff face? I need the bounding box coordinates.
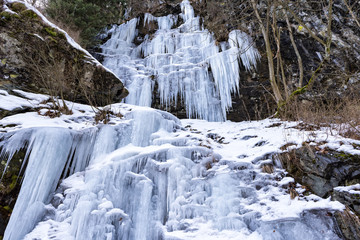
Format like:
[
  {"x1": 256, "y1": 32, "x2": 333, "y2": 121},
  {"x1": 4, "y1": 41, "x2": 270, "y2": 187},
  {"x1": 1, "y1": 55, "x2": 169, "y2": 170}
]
[
  {"x1": 0, "y1": 1, "x2": 128, "y2": 109},
  {"x1": 121, "y1": 0, "x2": 360, "y2": 121}
]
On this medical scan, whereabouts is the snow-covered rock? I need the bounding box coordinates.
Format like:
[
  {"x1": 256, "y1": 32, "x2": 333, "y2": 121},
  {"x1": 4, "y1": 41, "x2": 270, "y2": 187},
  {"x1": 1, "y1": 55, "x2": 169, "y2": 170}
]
[{"x1": 0, "y1": 0, "x2": 128, "y2": 107}]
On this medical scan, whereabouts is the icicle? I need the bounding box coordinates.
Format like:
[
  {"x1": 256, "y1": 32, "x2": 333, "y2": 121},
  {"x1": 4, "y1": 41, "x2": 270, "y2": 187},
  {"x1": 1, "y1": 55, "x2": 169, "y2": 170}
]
[
  {"x1": 4, "y1": 128, "x2": 74, "y2": 240},
  {"x1": 0, "y1": 130, "x2": 32, "y2": 180},
  {"x1": 101, "y1": 0, "x2": 260, "y2": 121}
]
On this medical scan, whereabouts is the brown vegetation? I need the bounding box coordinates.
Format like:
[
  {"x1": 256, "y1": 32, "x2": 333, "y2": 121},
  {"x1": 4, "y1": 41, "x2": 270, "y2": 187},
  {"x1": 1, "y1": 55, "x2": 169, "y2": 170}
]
[{"x1": 281, "y1": 95, "x2": 360, "y2": 140}]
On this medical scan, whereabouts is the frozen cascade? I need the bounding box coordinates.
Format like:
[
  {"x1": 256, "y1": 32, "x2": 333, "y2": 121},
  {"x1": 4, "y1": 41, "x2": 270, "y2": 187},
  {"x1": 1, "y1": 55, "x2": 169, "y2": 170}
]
[
  {"x1": 101, "y1": 0, "x2": 260, "y2": 121},
  {"x1": 1, "y1": 108, "x2": 179, "y2": 240},
  {"x1": 0, "y1": 0, "x2": 348, "y2": 238},
  {"x1": 1, "y1": 105, "x2": 345, "y2": 240}
]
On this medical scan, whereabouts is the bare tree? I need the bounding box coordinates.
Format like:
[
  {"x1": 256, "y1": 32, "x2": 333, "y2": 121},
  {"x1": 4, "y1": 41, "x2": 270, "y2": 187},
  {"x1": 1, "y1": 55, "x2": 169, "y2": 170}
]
[
  {"x1": 250, "y1": 0, "x2": 284, "y2": 104},
  {"x1": 24, "y1": 38, "x2": 74, "y2": 116},
  {"x1": 250, "y1": 0, "x2": 334, "y2": 114},
  {"x1": 343, "y1": 0, "x2": 360, "y2": 28}
]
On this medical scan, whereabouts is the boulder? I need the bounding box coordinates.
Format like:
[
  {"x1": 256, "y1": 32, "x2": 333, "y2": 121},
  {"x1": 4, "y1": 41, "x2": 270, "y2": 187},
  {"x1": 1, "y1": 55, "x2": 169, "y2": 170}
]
[
  {"x1": 276, "y1": 145, "x2": 360, "y2": 198},
  {"x1": 276, "y1": 145, "x2": 360, "y2": 239},
  {"x1": 333, "y1": 186, "x2": 360, "y2": 216}
]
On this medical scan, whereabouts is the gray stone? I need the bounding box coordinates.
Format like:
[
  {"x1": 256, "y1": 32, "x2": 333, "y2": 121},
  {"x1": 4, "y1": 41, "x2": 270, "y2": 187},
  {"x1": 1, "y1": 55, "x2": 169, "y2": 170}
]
[
  {"x1": 333, "y1": 188, "x2": 360, "y2": 216},
  {"x1": 276, "y1": 145, "x2": 360, "y2": 198},
  {"x1": 334, "y1": 208, "x2": 360, "y2": 240}
]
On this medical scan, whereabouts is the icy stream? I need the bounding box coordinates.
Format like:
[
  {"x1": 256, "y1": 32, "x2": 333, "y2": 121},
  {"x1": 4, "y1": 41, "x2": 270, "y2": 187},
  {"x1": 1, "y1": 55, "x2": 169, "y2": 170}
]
[{"x1": 101, "y1": 0, "x2": 259, "y2": 121}]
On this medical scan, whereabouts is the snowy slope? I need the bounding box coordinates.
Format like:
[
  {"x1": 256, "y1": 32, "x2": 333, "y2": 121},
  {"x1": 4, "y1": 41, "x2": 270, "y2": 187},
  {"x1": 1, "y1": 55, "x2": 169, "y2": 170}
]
[{"x1": 1, "y1": 90, "x2": 359, "y2": 239}]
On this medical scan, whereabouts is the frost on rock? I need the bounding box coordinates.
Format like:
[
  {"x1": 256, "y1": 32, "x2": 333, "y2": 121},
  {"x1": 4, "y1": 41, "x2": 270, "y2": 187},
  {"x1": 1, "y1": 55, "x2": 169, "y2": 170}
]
[{"x1": 101, "y1": 0, "x2": 260, "y2": 121}]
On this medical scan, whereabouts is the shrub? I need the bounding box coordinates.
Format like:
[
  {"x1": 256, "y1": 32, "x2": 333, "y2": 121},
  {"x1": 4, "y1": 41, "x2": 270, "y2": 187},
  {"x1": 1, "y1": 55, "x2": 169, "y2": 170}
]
[
  {"x1": 281, "y1": 95, "x2": 360, "y2": 140},
  {"x1": 45, "y1": 0, "x2": 127, "y2": 48}
]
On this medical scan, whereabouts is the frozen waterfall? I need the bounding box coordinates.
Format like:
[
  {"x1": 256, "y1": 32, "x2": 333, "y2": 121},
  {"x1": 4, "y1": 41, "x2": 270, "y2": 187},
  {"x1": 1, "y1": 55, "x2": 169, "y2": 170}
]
[
  {"x1": 101, "y1": 0, "x2": 260, "y2": 121},
  {"x1": 0, "y1": 0, "x2": 349, "y2": 239},
  {"x1": 1, "y1": 105, "x2": 344, "y2": 240}
]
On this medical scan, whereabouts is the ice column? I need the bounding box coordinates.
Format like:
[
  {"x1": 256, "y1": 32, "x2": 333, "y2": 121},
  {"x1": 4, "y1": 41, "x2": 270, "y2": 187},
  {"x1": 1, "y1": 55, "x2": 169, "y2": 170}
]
[
  {"x1": 101, "y1": 0, "x2": 260, "y2": 121},
  {"x1": 3, "y1": 128, "x2": 74, "y2": 240}
]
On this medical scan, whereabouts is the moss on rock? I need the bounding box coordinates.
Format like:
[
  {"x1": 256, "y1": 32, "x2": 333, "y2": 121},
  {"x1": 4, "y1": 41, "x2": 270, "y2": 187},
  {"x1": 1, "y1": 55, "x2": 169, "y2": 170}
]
[
  {"x1": 44, "y1": 27, "x2": 58, "y2": 37},
  {"x1": 0, "y1": 147, "x2": 26, "y2": 237},
  {"x1": 9, "y1": 2, "x2": 27, "y2": 13},
  {"x1": 21, "y1": 9, "x2": 39, "y2": 20},
  {"x1": 0, "y1": 11, "x2": 20, "y2": 22}
]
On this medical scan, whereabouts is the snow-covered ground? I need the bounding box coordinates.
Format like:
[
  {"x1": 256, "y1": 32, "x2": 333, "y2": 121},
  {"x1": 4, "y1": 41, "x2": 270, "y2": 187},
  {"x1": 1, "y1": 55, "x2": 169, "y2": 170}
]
[{"x1": 1, "y1": 89, "x2": 359, "y2": 240}]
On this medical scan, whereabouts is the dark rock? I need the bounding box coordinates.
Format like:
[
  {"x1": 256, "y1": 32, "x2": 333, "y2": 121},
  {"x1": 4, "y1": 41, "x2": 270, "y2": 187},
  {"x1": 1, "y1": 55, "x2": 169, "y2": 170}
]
[
  {"x1": 127, "y1": 0, "x2": 182, "y2": 19},
  {"x1": 241, "y1": 135, "x2": 257, "y2": 140},
  {"x1": 333, "y1": 188, "x2": 360, "y2": 216},
  {"x1": 0, "y1": 145, "x2": 27, "y2": 238},
  {"x1": 254, "y1": 141, "x2": 267, "y2": 147},
  {"x1": 0, "y1": 2, "x2": 128, "y2": 108},
  {"x1": 276, "y1": 145, "x2": 360, "y2": 198},
  {"x1": 206, "y1": 133, "x2": 219, "y2": 140},
  {"x1": 334, "y1": 208, "x2": 360, "y2": 240},
  {"x1": 226, "y1": 77, "x2": 276, "y2": 121},
  {"x1": 276, "y1": 145, "x2": 360, "y2": 239},
  {"x1": 0, "y1": 106, "x2": 33, "y2": 119}
]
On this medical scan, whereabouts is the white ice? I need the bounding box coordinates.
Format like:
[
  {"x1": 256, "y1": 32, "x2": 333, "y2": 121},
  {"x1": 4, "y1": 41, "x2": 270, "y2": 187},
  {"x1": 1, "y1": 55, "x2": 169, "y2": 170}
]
[
  {"x1": 101, "y1": 0, "x2": 260, "y2": 121},
  {"x1": 0, "y1": 90, "x2": 354, "y2": 240},
  {"x1": 0, "y1": 0, "x2": 357, "y2": 239}
]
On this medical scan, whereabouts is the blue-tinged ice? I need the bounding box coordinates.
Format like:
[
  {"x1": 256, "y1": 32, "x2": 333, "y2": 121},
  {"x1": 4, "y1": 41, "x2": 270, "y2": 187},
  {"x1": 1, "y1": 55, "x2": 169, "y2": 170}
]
[
  {"x1": 0, "y1": 0, "x2": 346, "y2": 239},
  {"x1": 0, "y1": 106, "x2": 344, "y2": 240},
  {"x1": 101, "y1": 0, "x2": 260, "y2": 121}
]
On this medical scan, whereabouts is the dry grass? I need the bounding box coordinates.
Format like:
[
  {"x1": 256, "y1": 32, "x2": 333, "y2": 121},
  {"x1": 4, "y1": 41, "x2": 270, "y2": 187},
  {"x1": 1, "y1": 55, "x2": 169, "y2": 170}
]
[
  {"x1": 261, "y1": 163, "x2": 274, "y2": 174},
  {"x1": 95, "y1": 108, "x2": 123, "y2": 124},
  {"x1": 281, "y1": 96, "x2": 360, "y2": 140},
  {"x1": 23, "y1": 0, "x2": 82, "y2": 44},
  {"x1": 48, "y1": 19, "x2": 82, "y2": 44}
]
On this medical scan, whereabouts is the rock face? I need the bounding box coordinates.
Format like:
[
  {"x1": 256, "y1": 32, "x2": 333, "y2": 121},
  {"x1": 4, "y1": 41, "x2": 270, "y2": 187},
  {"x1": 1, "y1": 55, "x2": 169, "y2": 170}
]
[
  {"x1": 0, "y1": 146, "x2": 26, "y2": 238},
  {"x1": 0, "y1": 2, "x2": 128, "y2": 109},
  {"x1": 277, "y1": 145, "x2": 360, "y2": 239},
  {"x1": 333, "y1": 186, "x2": 360, "y2": 217},
  {"x1": 334, "y1": 208, "x2": 360, "y2": 240},
  {"x1": 193, "y1": 0, "x2": 360, "y2": 94},
  {"x1": 277, "y1": 145, "x2": 360, "y2": 198},
  {"x1": 121, "y1": 0, "x2": 360, "y2": 121}
]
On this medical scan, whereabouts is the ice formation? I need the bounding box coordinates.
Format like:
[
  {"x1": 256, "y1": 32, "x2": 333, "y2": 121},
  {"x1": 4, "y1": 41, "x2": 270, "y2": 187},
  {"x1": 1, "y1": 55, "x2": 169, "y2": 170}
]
[
  {"x1": 0, "y1": 0, "x2": 353, "y2": 239},
  {"x1": 101, "y1": 0, "x2": 260, "y2": 121},
  {"x1": 1, "y1": 100, "x2": 348, "y2": 240}
]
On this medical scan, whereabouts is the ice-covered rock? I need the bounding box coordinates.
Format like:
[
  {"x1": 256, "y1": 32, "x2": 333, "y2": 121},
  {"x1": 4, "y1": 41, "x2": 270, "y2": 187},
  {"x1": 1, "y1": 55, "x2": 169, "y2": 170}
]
[{"x1": 0, "y1": 102, "x2": 349, "y2": 240}]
